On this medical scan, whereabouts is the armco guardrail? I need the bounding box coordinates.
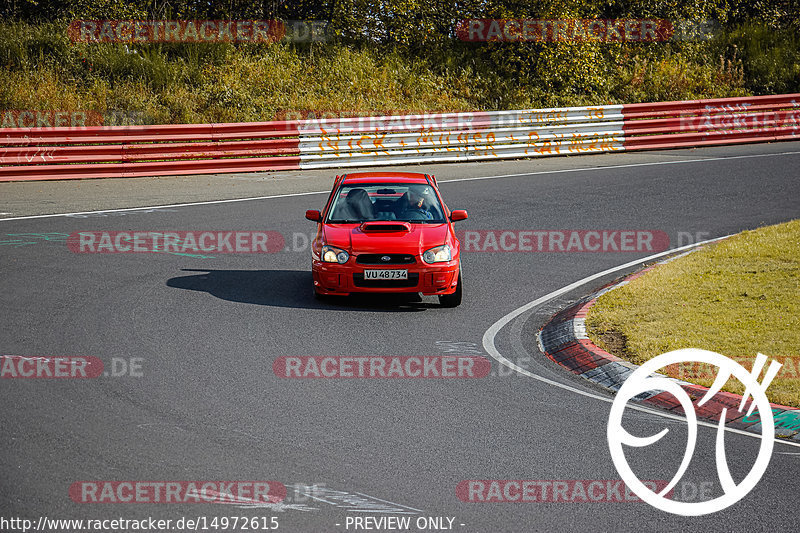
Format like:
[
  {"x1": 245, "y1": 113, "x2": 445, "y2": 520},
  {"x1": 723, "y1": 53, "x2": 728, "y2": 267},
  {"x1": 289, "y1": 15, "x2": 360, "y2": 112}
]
[
  {"x1": 623, "y1": 94, "x2": 800, "y2": 150},
  {"x1": 296, "y1": 107, "x2": 623, "y2": 169},
  {"x1": 0, "y1": 94, "x2": 798, "y2": 182},
  {"x1": 0, "y1": 123, "x2": 302, "y2": 181}
]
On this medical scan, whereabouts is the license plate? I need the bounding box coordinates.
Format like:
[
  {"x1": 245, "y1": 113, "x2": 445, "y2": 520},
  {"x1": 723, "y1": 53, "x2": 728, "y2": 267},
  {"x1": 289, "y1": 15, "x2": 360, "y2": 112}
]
[{"x1": 363, "y1": 269, "x2": 408, "y2": 280}]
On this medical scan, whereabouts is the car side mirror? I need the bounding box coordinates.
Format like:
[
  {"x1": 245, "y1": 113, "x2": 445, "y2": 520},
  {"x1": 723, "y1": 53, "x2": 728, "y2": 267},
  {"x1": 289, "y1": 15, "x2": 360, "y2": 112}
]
[
  {"x1": 450, "y1": 210, "x2": 468, "y2": 222},
  {"x1": 305, "y1": 210, "x2": 322, "y2": 222}
]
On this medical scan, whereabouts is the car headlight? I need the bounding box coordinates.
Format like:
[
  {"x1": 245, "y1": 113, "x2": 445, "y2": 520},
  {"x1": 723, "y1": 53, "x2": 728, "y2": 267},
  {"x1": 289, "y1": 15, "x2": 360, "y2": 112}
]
[
  {"x1": 422, "y1": 244, "x2": 452, "y2": 264},
  {"x1": 322, "y1": 245, "x2": 349, "y2": 264}
]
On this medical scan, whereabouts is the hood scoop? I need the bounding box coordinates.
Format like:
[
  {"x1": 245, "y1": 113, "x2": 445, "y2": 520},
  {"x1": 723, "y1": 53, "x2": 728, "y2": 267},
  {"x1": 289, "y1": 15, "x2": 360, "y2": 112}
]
[{"x1": 360, "y1": 221, "x2": 412, "y2": 233}]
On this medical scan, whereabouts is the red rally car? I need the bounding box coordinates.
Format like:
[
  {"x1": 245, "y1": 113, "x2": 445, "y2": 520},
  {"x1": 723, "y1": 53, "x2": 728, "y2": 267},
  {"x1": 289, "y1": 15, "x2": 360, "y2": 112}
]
[{"x1": 305, "y1": 172, "x2": 468, "y2": 307}]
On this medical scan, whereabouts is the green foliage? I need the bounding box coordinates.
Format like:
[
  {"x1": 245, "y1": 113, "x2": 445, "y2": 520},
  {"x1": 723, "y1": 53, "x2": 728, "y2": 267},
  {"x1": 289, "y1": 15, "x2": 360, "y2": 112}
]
[
  {"x1": 0, "y1": 1, "x2": 797, "y2": 122},
  {"x1": 718, "y1": 23, "x2": 800, "y2": 94}
]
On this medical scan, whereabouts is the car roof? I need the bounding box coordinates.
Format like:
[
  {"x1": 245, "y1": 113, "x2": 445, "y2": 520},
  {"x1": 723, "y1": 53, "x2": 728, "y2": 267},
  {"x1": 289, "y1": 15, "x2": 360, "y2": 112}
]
[{"x1": 341, "y1": 171, "x2": 431, "y2": 184}]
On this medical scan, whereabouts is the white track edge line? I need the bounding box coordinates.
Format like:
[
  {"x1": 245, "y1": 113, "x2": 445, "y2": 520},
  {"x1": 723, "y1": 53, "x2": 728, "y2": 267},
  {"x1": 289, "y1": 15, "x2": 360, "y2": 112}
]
[
  {"x1": 0, "y1": 190, "x2": 329, "y2": 222},
  {"x1": 440, "y1": 149, "x2": 800, "y2": 185},
  {"x1": 481, "y1": 236, "x2": 800, "y2": 449},
  {"x1": 2, "y1": 149, "x2": 799, "y2": 223}
]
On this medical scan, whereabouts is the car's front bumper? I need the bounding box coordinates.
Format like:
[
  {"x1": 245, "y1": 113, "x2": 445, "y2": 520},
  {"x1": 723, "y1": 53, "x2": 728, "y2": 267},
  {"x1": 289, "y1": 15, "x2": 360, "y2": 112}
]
[{"x1": 312, "y1": 260, "x2": 459, "y2": 296}]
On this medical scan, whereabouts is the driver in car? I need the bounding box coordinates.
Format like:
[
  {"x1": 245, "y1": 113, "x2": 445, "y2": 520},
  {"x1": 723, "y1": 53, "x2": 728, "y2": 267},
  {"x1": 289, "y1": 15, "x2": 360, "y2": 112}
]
[{"x1": 396, "y1": 186, "x2": 434, "y2": 220}]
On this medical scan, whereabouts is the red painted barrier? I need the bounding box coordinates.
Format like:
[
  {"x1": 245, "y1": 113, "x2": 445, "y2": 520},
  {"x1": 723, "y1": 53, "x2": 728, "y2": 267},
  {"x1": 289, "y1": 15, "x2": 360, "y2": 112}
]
[
  {"x1": 622, "y1": 94, "x2": 800, "y2": 151},
  {"x1": 0, "y1": 121, "x2": 299, "y2": 145},
  {"x1": 621, "y1": 94, "x2": 799, "y2": 119},
  {"x1": 623, "y1": 127, "x2": 799, "y2": 151},
  {"x1": 0, "y1": 157, "x2": 301, "y2": 182},
  {"x1": 1, "y1": 139, "x2": 301, "y2": 165},
  {"x1": 1, "y1": 94, "x2": 798, "y2": 182},
  {"x1": 0, "y1": 120, "x2": 302, "y2": 180}
]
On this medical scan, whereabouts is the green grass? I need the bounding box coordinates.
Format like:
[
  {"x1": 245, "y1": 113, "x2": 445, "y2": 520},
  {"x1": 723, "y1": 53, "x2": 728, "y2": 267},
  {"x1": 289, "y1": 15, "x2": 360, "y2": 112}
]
[
  {"x1": 585, "y1": 220, "x2": 800, "y2": 407},
  {"x1": 0, "y1": 22, "x2": 477, "y2": 123},
  {"x1": 4, "y1": 20, "x2": 797, "y2": 124}
]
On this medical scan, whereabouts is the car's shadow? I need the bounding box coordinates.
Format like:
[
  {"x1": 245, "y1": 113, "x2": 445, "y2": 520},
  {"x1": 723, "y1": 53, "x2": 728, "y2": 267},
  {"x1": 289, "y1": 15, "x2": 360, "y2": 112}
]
[{"x1": 166, "y1": 269, "x2": 435, "y2": 311}]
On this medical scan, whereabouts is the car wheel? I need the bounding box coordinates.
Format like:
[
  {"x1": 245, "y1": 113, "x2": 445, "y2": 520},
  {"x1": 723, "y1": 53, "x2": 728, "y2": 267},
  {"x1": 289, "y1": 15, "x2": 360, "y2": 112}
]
[{"x1": 438, "y1": 267, "x2": 462, "y2": 308}]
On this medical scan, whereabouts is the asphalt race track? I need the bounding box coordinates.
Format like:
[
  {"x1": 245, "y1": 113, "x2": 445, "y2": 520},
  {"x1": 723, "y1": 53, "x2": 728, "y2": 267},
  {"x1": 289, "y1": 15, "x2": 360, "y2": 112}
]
[{"x1": 2, "y1": 142, "x2": 799, "y2": 532}]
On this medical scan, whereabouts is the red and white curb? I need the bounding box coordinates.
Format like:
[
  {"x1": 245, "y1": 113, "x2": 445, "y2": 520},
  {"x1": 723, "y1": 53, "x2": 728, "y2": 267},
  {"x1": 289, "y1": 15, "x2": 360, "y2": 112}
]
[{"x1": 537, "y1": 257, "x2": 800, "y2": 442}]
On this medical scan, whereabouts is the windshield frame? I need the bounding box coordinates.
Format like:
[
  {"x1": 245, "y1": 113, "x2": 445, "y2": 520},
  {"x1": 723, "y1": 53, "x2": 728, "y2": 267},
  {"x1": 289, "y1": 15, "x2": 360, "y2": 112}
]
[{"x1": 325, "y1": 181, "x2": 446, "y2": 224}]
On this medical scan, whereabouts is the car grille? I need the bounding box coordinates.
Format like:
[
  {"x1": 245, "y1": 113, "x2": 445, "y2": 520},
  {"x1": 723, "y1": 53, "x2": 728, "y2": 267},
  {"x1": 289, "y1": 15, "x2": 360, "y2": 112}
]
[
  {"x1": 353, "y1": 273, "x2": 420, "y2": 288},
  {"x1": 355, "y1": 253, "x2": 416, "y2": 265}
]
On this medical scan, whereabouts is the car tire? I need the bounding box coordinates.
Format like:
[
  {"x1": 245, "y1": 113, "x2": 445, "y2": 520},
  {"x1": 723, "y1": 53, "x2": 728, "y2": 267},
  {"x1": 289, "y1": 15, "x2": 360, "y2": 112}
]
[{"x1": 438, "y1": 267, "x2": 462, "y2": 308}]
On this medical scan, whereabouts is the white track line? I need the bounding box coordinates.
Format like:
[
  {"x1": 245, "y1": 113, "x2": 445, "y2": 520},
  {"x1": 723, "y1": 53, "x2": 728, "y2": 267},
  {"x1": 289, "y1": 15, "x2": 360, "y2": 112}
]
[
  {"x1": 481, "y1": 236, "x2": 800, "y2": 449},
  {"x1": 2, "y1": 149, "x2": 799, "y2": 223},
  {"x1": 0, "y1": 190, "x2": 329, "y2": 222},
  {"x1": 4, "y1": 149, "x2": 799, "y2": 441},
  {"x1": 440, "y1": 149, "x2": 800, "y2": 185}
]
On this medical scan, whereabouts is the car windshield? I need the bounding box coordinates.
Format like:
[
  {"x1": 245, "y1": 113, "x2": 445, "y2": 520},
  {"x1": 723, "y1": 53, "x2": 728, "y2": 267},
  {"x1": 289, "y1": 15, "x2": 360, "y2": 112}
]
[{"x1": 327, "y1": 183, "x2": 446, "y2": 223}]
